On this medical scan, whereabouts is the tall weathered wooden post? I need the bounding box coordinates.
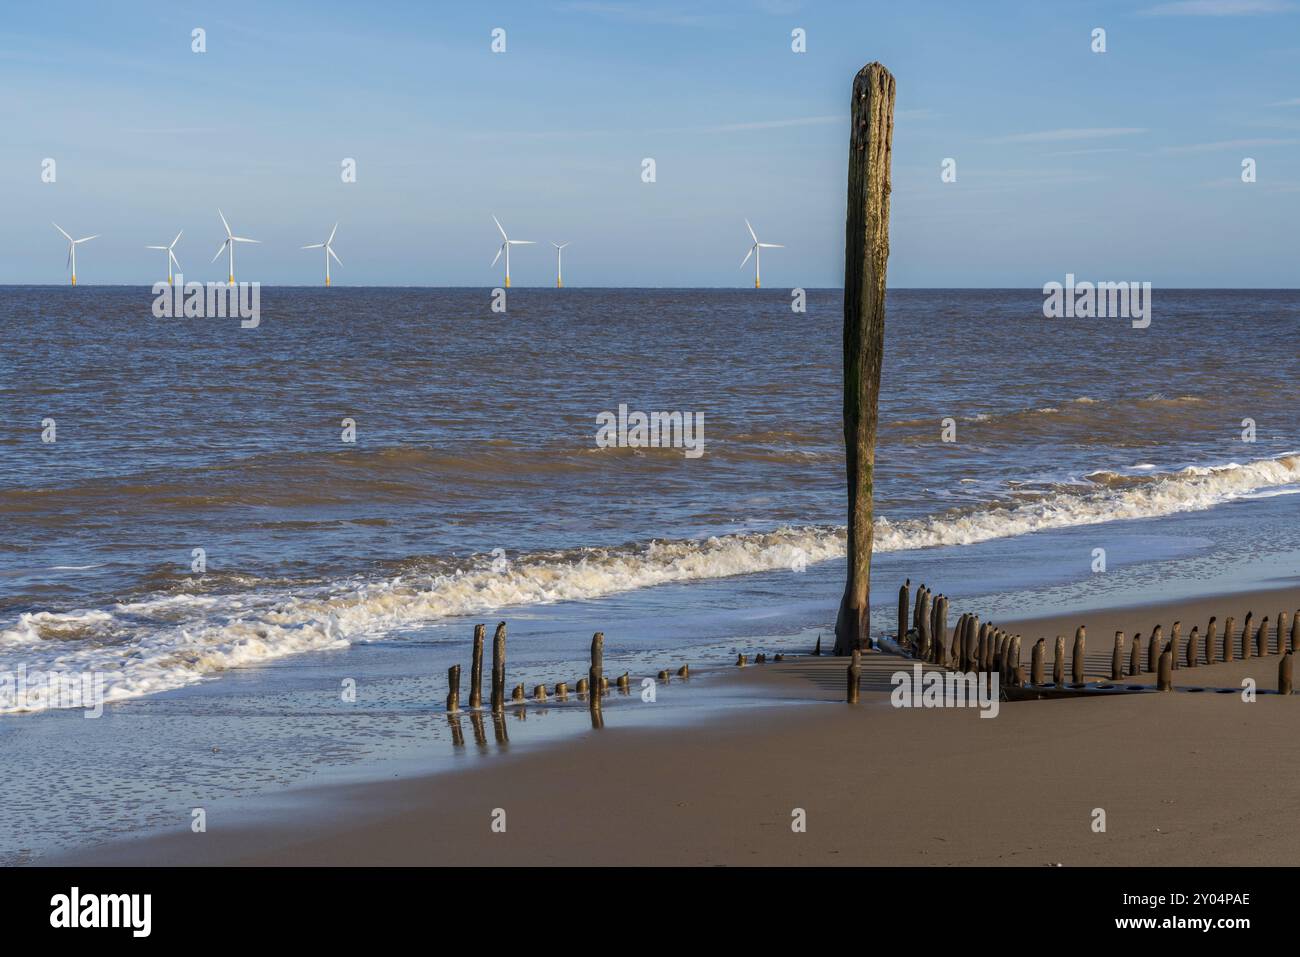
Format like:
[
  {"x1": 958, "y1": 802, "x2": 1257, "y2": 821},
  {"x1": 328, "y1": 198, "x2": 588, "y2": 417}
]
[{"x1": 833, "y1": 62, "x2": 896, "y2": 657}]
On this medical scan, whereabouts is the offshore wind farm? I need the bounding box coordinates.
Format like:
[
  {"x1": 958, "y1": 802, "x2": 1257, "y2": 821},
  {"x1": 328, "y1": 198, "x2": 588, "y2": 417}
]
[{"x1": 44, "y1": 215, "x2": 789, "y2": 289}]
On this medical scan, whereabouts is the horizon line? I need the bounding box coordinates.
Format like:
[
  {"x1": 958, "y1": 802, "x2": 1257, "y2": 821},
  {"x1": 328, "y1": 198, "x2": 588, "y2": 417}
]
[{"x1": 3, "y1": 284, "x2": 1298, "y2": 291}]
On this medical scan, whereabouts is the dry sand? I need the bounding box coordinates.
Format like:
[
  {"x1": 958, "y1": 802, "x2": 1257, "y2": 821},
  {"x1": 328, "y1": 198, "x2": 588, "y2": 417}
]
[{"x1": 63, "y1": 585, "x2": 1300, "y2": 866}]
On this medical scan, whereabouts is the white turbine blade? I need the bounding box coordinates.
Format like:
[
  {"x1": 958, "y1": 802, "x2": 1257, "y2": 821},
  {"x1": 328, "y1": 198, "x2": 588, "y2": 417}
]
[
  {"x1": 66, "y1": 246, "x2": 72, "y2": 268},
  {"x1": 745, "y1": 219, "x2": 758, "y2": 243},
  {"x1": 327, "y1": 222, "x2": 338, "y2": 245},
  {"x1": 491, "y1": 244, "x2": 504, "y2": 268},
  {"x1": 218, "y1": 208, "x2": 232, "y2": 236},
  {"x1": 146, "y1": 245, "x2": 167, "y2": 250},
  {"x1": 212, "y1": 239, "x2": 229, "y2": 262},
  {"x1": 53, "y1": 223, "x2": 73, "y2": 242},
  {"x1": 170, "y1": 249, "x2": 181, "y2": 270},
  {"x1": 758, "y1": 243, "x2": 784, "y2": 249},
  {"x1": 739, "y1": 245, "x2": 755, "y2": 269},
  {"x1": 302, "y1": 242, "x2": 325, "y2": 249},
  {"x1": 328, "y1": 247, "x2": 342, "y2": 266},
  {"x1": 231, "y1": 236, "x2": 260, "y2": 244},
  {"x1": 170, "y1": 230, "x2": 183, "y2": 249},
  {"x1": 510, "y1": 240, "x2": 535, "y2": 245},
  {"x1": 75, "y1": 235, "x2": 99, "y2": 244},
  {"x1": 492, "y1": 215, "x2": 508, "y2": 241}
]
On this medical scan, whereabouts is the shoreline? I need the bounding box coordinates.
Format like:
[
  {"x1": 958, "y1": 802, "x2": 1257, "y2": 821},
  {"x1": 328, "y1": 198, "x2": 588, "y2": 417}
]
[{"x1": 54, "y1": 580, "x2": 1300, "y2": 866}]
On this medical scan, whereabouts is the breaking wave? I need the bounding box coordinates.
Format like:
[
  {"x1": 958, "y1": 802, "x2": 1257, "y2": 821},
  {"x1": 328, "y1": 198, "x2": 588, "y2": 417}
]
[{"x1": 3, "y1": 452, "x2": 1298, "y2": 711}]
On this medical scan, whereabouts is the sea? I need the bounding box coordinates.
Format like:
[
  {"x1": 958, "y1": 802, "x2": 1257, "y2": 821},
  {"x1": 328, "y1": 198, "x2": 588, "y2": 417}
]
[{"x1": 2, "y1": 286, "x2": 1298, "y2": 859}]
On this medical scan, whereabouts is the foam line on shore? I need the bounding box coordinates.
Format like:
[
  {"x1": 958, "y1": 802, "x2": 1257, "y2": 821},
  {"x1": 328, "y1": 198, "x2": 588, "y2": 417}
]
[{"x1": 2, "y1": 451, "x2": 1297, "y2": 712}]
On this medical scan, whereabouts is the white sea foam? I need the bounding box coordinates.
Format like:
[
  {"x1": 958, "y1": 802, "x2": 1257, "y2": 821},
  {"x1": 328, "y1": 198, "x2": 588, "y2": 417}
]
[{"x1": 4, "y1": 452, "x2": 1298, "y2": 712}]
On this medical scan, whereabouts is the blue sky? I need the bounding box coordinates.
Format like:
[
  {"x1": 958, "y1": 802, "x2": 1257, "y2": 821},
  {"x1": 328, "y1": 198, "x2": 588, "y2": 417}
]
[{"x1": 2, "y1": 0, "x2": 1299, "y2": 286}]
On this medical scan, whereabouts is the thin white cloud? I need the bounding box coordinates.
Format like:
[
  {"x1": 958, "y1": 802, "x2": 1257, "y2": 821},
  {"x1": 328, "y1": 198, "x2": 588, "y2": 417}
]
[
  {"x1": 987, "y1": 127, "x2": 1147, "y2": 144},
  {"x1": 710, "y1": 115, "x2": 843, "y2": 132},
  {"x1": 1140, "y1": 0, "x2": 1295, "y2": 15},
  {"x1": 556, "y1": 2, "x2": 710, "y2": 25},
  {"x1": 1267, "y1": 97, "x2": 1300, "y2": 105},
  {"x1": 1042, "y1": 147, "x2": 1130, "y2": 156},
  {"x1": 1162, "y1": 136, "x2": 1299, "y2": 152}
]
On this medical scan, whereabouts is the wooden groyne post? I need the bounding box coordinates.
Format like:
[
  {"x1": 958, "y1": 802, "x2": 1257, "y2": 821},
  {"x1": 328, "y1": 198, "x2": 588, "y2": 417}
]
[
  {"x1": 490, "y1": 621, "x2": 507, "y2": 713},
  {"x1": 847, "y1": 649, "x2": 862, "y2": 703},
  {"x1": 469, "y1": 623, "x2": 485, "y2": 709},
  {"x1": 1205, "y1": 617, "x2": 1217, "y2": 665},
  {"x1": 1169, "y1": 621, "x2": 1180, "y2": 670},
  {"x1": 920, "y1": 588, "x2": 932, "y2": 657},
  {"x1": 589, "y1": 631, "x2": 604, "y2": 711},
  {"x1": 1158, "y1": 645, "x2": 1173, "y2": 691},
  {"x1": 1053, "y1": 635, "x2": 1065, "y2": 685},
  {"x1": 1031, "y1": 638, "x2": 1045, "y2": 685},
  {"x1": 897, "y1": 579, "x2": 910, "y2": 644},
  {"x1": 833, "y1": 61, "x2": 895, "y2": 656},
  {"x1": 446, "y1": 664, "x2": 461, "y2": 713},
  {"x1": 1186, "y1": 626, "x2": 1199, "y2": 669},
  {"x1": 1148, "y1": 625, "x2": 1162, "y2": 673},
  {"x1": 1223, "y1": 616, "x2": 1235, "y2": 662},
  {"x1": 1111, "y1": 631, "x2": 1124, "y2": 681},
  {"x1": 1281, "y1": 652, "x2": 1294, "y2": 695},
  {"x1": 1129, "y1": 632, "x2": 1141, "y2": 677},
  {"x1": 1071, "y1": 626, "x2": 1086, "y2": 686},
  {"x1": 964, "y1": 615, "x2": 978, "y2": 672},
  {"x1": 937, "y1": 596, "x2": 949, "y2": 665}
]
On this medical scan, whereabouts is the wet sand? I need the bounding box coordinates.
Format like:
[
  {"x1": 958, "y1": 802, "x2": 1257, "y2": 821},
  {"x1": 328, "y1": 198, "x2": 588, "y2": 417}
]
[{"x1": 59, "y1": 584, "x2": 1300, "y2": 866}]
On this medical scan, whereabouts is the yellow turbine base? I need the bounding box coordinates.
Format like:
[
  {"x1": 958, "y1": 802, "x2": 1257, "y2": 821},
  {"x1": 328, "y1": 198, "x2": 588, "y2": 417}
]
[
  {"x1": 326, "y1": 276, "x2": 331, "y2": 287},
  {"x1": 168, "y1": 277, "x2": 173, "y2": 285},
  {"x1": 71, "y1": 275, "x2": 77, "y2": 286},
  {"x1": 505, "y1": 276, "x2": 511, "y2": 288},
  {"x1": 229, "y1": 276, "x2": 235, "y2": 285},
  {"x1": 557, "y1": 279, "x2": 562, "y2": 288},
  {"x1": 755, "y1": 278, "x2": 760, "y2": 289}
]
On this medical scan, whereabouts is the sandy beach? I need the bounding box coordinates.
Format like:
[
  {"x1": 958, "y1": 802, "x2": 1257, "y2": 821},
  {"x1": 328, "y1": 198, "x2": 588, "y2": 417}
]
[{"x1": 60, "y1": 582, "x2": 1300, "y2": 867}]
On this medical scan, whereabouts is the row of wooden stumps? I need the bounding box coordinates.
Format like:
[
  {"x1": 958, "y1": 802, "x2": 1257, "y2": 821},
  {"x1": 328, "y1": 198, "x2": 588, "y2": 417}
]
[
  {"x1": 444, "y1": 624, "x2": 624, "y2": 710},
  {"x1": 890, "y1": 579, "x2": 1033, "y2": 687},
  {"x1": 844, "y1": 580, "x2": 1300, "y2": 701},
  {"x1": 445, "y1": 624, "x2": 697, "y2": 732},
  {"x1": 1111, "y1": 610, "x2": 1300, "y2": 694}
]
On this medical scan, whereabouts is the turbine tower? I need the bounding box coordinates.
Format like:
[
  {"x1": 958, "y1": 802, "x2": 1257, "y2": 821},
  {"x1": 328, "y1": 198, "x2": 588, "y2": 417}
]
[
  {"x1": 302, "y1": 223, "x2": 342, "y2": 287},
  {"x1": 52, "y1": 224, "x2": 99, "y2": 286},
  {"x1": 491, "y1": 215, "x2": 534, "y2": 288},
  {"x1": 212, "y1": 209, "x2": 259, "y2": 285},
  {"x1": 146, "y1": 231, "x2": 183, "y2": 285},
  {"x1": 739, "y1": 219, "x2": 783, "y2": 289},
  {"x1": 551, "y1": 242, "x2": 569, "y2": 288}
]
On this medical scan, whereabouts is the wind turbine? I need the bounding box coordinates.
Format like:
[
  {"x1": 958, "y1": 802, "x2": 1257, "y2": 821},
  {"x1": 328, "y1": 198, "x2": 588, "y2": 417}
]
[
  {"x1": 551, "y1": 241, "x2": 569, "y2": 288},
  {"x1": 739, "y1": 219, "x2": 783, "y2": 289},
  {"x1": 52, "y1": 223, "x2": 99, "y2": 286},
  {"x1": 491, "y1": 215, "x2": 534, "y2": 288},
  {"x1": 146, "y1": 230, "x2": 183, "y2": 285},
  {"x1": 211, "y1": 209, "x2": 259, "y2": 285},
  {"x1": 301, "y1": 223, "x2": 342, "y2": 287}
]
